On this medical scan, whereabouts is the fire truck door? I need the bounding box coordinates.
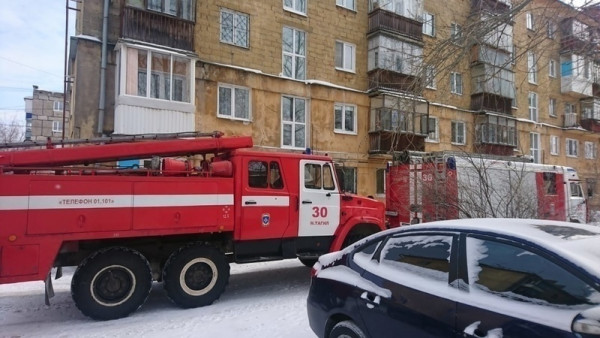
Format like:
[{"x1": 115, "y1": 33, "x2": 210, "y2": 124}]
[
  {"x1": 298, "y1": 160, "x2": 340, "y2": 237},
  {"x1": 240, "y1": 159, "x2": 290, "y2": 240}
]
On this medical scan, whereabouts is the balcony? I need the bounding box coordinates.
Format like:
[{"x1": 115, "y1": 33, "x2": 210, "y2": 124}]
[
  {"x1": 561, "y1": 75, "x2": 593, "y2": 98},
  {"x1": 121, "y1": 6, "x2": 195, "y2": 51},
  {"x1": 564, "y1": 112, "x2": 578, "y2": 128},
  {"x1": 368, "y1": 69, "x2": 422, "y2": 92},
  {"x1": 560, "y1": 18, "x2": 593, "y2": 55},
  {"x1": 471, "y1": 0, "x2": 511, "y2": 15},
  {"x1": 581, "y1": 98, "x2": 600, "y2": 132},
  {"x1": 471, "y1": 94, "x2": 513, "y2": 114},
  {"x1": 368, "y1": 7, "x2": 422, "y2": 42}
]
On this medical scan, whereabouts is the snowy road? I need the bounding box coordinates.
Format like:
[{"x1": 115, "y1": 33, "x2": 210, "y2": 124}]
[{"x1": 0, "y1": 260, "x2": 316, "y2": 337}]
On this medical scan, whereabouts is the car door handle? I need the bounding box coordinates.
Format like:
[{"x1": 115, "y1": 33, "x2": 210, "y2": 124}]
[
  {"x1": 245, "y1": 201, "x2": 257, "y2": 205},
  {"x1": 360, "y1": 291, "x2": 381, "y2": 309},
  {"x1": 302, "y1": 200, "x2": 312, "y2": 204}
]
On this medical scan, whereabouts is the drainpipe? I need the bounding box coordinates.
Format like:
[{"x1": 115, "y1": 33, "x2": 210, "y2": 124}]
[{"x1": 97, "y1": 0, "x2": 109, "y2": 136}]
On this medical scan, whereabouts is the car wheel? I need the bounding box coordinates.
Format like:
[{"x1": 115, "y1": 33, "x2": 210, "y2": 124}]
[
  {"x1": 163, "y1": 244, "x2": 230, "y2": 308},
  {"x1": 71, "y1": 247, "x2": 152, "y2": 320},
  {"x1": 329, "y1": 320, "x2": 367, "y2": 338}
]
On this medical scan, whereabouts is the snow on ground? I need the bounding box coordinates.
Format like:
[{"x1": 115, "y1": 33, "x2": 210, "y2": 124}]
[{"x1": 0, "y1": 260, "x2": 316, "y2": 337}]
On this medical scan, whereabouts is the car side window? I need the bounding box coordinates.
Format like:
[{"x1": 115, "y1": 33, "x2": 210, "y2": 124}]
[
  {"x1": 380, "y1": 235, "x2": 453, "y2": 282},
  {"x1": 466, "y1": 237, "x2": 600, "y2": 307},
  {"x1": 248, "y1": 161, "x2": 268, "y2": 188}
]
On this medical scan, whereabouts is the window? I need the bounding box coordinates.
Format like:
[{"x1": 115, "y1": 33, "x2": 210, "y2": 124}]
[
  {"x1": 549, "y1": 98, "x2": 556, "y2": 117},
  {"x1": 451, "y1": 121, "x2": 466, "y2": 145},
  {"x1": 336, "y1": 166, "x2": 356, "y2": 194},
  {"x1": 282, "y1": 96, "x2": 307, "y2": 149},
  {"x1": 304, "y1": 163, "x2": 322, "y2": 189},
  {"x1": 52, "y1": 120, "x2": 63, "y2": 133},
  {"x1": 282, "y1": 27, "x2": 306, "y2": 80},
  {"x1": 550, "y1": 135, "x2": 559, "y2": 155},
  {"x1": 585, "y1": 141, "x2": 597, "y2": 159},
  {"x1": 147, "y1": 0, "x2": 195, "y2": 20},
  {"x1": 527, "y1": 52, "x2": 537, "y2": 84},
  {"x1": 376, "y1": 168, "x2": 386, "y2": 195},
  {"x1": 248, "y1": 161, "x2": 284, "y2": 189},
  {"x1": 53, "y1": 101, "x2": 63, "y2": 112},
  {"x1": 123, "y1": 47, "x2": 191, "y2": 103},
  {"x1": 335, "y1": 41, "x2": 355, "y2": 72},
  {"x1": 586, "y1": 178, "x2": 596, "y2": 198},
  {"x1": 451, "y1": 23, "x2": 462, "y2": 44},
  {"x1": 526, "y1": 12, "x2": 534, "y2": 30},
  {"x1": 218, "y1": 84, "x2": 251, "y2": 121},
  {"x1": 336, "y1": 0, "x2": 355, "y2": 10},
  {"x1": 424, "y1": 64, "x2": 436, "y2": 89},
  {"x1": 334, "y1": 103, "x2": 357, "y2": 134},
  {"x1": 466, "y1": 237, "x2": 600, "y2": 306},
  {"x1": 567, "y1": 138, "x2": 578, "y2": 157},
  {"x1": 381, "y1": 235, "x2": 453, "y2": 282},
  {"x1": 426, "y1": 117, "x2": 439, "y2": 142},
  {"x1": 284, "y1": 0, "x2": 306, "y2": 15},
  {"x1": 450, "y1": 72, "x2": 462, "y2": 95},
  {"x1": 547, "y1": 21, "x2": 557, "y2": 39},
  {"x1": 528, "y1": 92, "x2": 538, "y2": 122},
  {"x1": 476, "y1": 115, "x2": 517, "y2": 147},
  {"x1": 530, "y1": 132, "x2": 540, "y2": 163},
  {"x1": 220, "y1": 9, "x2": 249, "y2": 48},
  {"x1": 549, "y1": 59, "x2": 556, "y2": 78},
  {"x1": 423, "y1": 12, "x2": 435, "y2": 37}
]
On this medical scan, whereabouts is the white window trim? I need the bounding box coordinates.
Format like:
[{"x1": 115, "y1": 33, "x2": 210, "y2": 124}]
[
  {"x1": 217, "y1": 83, "x2": 252, "y2": 122},
  {"x1": 336, "y1": 0, "x2": 356, "y2": 11},
  {"x1": 526, "y1": 12, "x2": 534, "y2": 30},
  {"x1": 281, "y1": 95, "x2": 309, "y2": 150},
  {"x1": 283, "y1": 0, "x2": 307, "y2": 16},
  {"x1": 425, "y1": 64, "x2": 436, "y2": 89},
  {"x1": 376, "y1": 168, "x2": 386, "y2": 197},
  {"x1": 528, "y1": 92, "x2": 538, "y2": 122},
  {"x1": 451, "y1": 23, "x2": 462, "y2": 45},
  {"x1": 585, "y1": 141, "x2": 597, "y2": 159},
  {"x1": 566, "y1": 138, "x2": 578, "y2": 158},
  {"x1": 528, "y1": 52, "x2": 537, "y2": 84},
  {"x1": 219, "y1": 8, "x2": 250, "y2": 49},
  {"x1": 451, "y1": 120, "x2": 466, "y2": 145},
  {"x1": 53, "y1": 101, "x2": 63, "y2": 112},
  {"x1": 282, "y1": 26, "x2": 307, "y2": 80},
  {"x1": 52, "y1": 120, "x2": 63, "y2": 133},
  {"x1": 530, "y1": 132, "x2": 540, "y2": 163},
  {"x1": 549, "y1": 98, "x2": 556, "y2": 117},
  {"x1": 335, "y1": 40, "x2": 356, "y2": 73},
  {"x1": 549, "y1": 59, "x2": 556, "y2": 78},
  {"x1": 450, "y1": 72, "x2": 462, "y2": 95},
  {"x1": 426, "y1": 116, "x2": 439, "y2": 143},
  {"x1": 423, "y1": 12, "x2": 435, "y2": 37},
  {"x1": 550, "y1": 135, "x2": 559, "y2": 155},
  {"x1": 334, "y1": 103, "x2": 357, "y2": 135}
]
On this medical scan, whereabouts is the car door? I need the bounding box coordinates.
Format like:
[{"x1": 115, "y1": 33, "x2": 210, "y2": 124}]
[
  {"x1": 456, "y1": 234, "x2": 600, "y2": 338},
  {"x1": 354, "y1": 233, "x2": 459, "y2": 338},
  {"x1": 298, "y1": 160, "x2": 340, "y2": 237}
]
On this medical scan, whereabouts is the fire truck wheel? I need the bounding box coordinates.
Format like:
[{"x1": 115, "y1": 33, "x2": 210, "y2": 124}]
[
  {"x1": 298, "y1": 257, "x2": 317, "y2": 267},
  {"x1": 71, "y1": 247, "x2": 152, "y2": 320},
  {"x1": 163, "y1": 244, "x2": 230, "y2": 308}
]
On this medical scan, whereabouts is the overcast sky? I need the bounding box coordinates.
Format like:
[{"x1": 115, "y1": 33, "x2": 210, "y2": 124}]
[{"x1": 0, "y1": 0, "x2": 598, "y2": 126}]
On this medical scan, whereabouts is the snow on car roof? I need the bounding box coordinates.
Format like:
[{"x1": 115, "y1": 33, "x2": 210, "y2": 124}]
[{"x1": 406, "y1": 218, "x2": 600, "y2": 277}]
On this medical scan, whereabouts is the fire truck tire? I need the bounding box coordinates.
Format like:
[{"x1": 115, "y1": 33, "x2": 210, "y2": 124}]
[
  {"x1": 71, "y1": 247, "x2": 152, "y2": 320},
  {"x1": 298, "y1": 257, "x2": 317, "y2": 267},
  {"x1": 163, "y1": 244, "x2": 230, "y2": 308}
]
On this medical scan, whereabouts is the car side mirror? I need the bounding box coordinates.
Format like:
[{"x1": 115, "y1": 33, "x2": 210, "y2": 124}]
[{"x1": 571, "y1": 314, "x2": 600, "y2": 336}]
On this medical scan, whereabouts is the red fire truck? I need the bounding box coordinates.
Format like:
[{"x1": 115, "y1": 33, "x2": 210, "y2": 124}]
[
  {"x1": 0, "y1": 132, "x2": 385, "y2": 320},
  {"x1": 386, "y1": 151, "x2": 587, "y2": 227}
]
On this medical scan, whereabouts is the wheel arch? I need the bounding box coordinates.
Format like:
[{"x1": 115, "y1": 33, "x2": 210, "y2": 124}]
[{"x1": 330, "y1": 219, "x2": 384, "y2": 252}]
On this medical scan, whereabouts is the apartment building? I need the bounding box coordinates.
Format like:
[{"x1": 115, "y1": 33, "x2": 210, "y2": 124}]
[
  {"x1": 68, "y1": 0, "x2": 600, "y2": 214},
  {"x1": 24, "y1": 85, "x2": 69, "y2": 141}
]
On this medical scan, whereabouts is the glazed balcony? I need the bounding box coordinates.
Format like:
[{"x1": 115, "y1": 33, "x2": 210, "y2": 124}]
[
  {"x1": 560, "y1": 19, "x2": 593, "y2": 55},
  {"x1": 581, "y1": 98, "x2": 600, "y2": 132},
  {"x1": 121, "y1": 6, "x2": 195, "y2": 51},
  {"x1": 471, "y1": 0, "x2": 511, "y2": 15},
  {"x1": 368, "y1": 7, "x2": 422, "y2": 42},
  {"x1": 369, "y1": 107, "x2": 428, "y2": 153},
  {"x1": 564, "y1": 112, "x2": 578, "y2": 128}
]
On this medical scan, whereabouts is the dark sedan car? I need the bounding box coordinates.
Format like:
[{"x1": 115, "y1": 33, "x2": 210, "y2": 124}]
[{"x1": 307, "y1": 219, "x2": 600, "y2": 338}]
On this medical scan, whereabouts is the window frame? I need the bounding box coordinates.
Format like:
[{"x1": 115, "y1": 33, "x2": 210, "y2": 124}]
[
  {"x1": 530, "y1": 132, "x2": 540, "y2": 163},
  {"x1": 549, "y1": 98, "x2": 556, "y2": 117},
  {"x1": 283, "y1": 0, "x2": 307, "y2": 16},
  {"x1": 528, "y1": 52, "x2": 538, "y2": 84},
  {"x1": 526, "y1": 11, "x2": 534, "y2": 30},
  {"x1": 217, "y1": 83, "x2": 252, "y2": 122},
  {"x1": 426, "y1": 116, "x2": 439, "y2": 143},
  {"x1": 425, "y1": 64, "x2": 436, "y2": 89},
  {"x1": 336, "y1": 0, "x2": 355, "y2": 11},
  {"x1": 585, "y1": 141, "x2": 597, "y2": 160},
  {"x1": 376, "y1": 168, "x2": 386, "y2": 196},
  {"x1": 53, "y1": 101, "x2": 63, "y2": 112},
  {"x1": 335, "y1": 40, "x2": 356, "y2": 73},
  {"x1": 336, "y1": 166, "x2": 357, "y2": 194},
  {"x1": 451, "y1": 23, "x2": 463, "y2": 45},
  {"x1": 281, "y1": 95, "x2": 308, "y2": 150},
  {"x1": 451, "y1": 120, "x2": 466, "y2": 145},
  {"x1": 219, "y1": 8, "x2": 250, "y2": 48},
  {"x1": 549, "y1": 59, "x2": 557, "y2": 78},
  {"x1": 422, "y1": 12, "x2": 435, "y2": 37},
  {"x1": 550, "y1": 135, "x2": 559, "y2": 155},
  {"x1": 450, "y1": 72, "x2": 463, "y2": 95},
  {"x1": 282, "y1": 26, "x2": 307, "y2": 80},
  {"x1": 52, "y1": 120, "x2": 63, "y2": 133},
  {"x1": 528, "y1": 92, "x2": 538, "y2": 122},
  {"x1": 334, "y1": 103, "x2": 357, "y2": 135},
  {"x1": 566, "y1": 138, "x2": 578, "y2": 157}
]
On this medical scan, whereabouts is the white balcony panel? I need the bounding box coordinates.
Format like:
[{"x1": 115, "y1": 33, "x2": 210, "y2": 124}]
[{"x1": 114, "y1": 104, "x2": 195, "y2": 135}]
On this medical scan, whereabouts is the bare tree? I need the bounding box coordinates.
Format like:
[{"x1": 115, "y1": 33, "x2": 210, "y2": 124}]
[{"x1": 0, "y1": 117, "x2": 24, "y2": 145}]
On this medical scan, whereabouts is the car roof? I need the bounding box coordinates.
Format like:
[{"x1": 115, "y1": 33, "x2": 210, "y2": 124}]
[{"x1": 386, "y1": 218, "x2": 600, "y2": 277}]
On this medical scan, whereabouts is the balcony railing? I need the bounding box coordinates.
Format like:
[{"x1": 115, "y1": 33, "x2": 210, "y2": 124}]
[
  {"x1": 564, "y1": 112, "x2": 578, "y2": 128},
  {"x1": 368, "y1": 69, "x2": 422, "y2": 93},
  {"x1": 121, "y1": 6, "x2": 195, "y2": 51},
  {"x1": 368, "y1": 7, "x2": 422, "y2": 42},
  {"x1": 471, "y1": 93, "x2": 513, "y2": 115}
]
